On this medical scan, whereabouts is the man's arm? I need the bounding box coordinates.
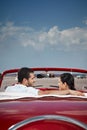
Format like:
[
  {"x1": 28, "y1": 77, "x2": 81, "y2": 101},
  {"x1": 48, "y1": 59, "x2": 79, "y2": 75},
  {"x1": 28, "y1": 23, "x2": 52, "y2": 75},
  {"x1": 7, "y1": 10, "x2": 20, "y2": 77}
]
[
  {"x1": 69, "y1": 90, "x2": 84, "y2": 96},
  {"x1": 38, "y1": 89, "x2": 84, "y2": 96}
]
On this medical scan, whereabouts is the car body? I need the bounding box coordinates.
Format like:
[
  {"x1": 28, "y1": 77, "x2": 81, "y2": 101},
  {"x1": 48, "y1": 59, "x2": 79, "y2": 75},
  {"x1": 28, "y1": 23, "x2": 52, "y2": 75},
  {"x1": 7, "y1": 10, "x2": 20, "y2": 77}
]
[
  {"x1": 0, "y1": 67, "x2": 87, "y2": 130},
  {"x1": 76, "y1": 74, "x2": 86, "y2": 79}
]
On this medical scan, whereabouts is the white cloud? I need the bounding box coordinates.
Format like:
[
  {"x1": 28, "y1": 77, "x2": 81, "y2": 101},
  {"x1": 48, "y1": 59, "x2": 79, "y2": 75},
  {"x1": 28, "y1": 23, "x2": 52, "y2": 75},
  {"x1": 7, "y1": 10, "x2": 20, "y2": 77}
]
[
  {"x1": 0, "y1": 22, "x2": 87, "y2": 50},
  {"x1": 83, "y1": 19, "x2": 87, "y2": 25}
]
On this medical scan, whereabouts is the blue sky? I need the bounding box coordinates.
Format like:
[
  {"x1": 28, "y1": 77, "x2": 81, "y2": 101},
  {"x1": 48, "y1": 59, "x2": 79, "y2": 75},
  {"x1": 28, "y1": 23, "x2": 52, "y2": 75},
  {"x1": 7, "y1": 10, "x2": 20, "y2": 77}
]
[{"x1": 0, "y1": 0, "x2": 87, "y2": 72}]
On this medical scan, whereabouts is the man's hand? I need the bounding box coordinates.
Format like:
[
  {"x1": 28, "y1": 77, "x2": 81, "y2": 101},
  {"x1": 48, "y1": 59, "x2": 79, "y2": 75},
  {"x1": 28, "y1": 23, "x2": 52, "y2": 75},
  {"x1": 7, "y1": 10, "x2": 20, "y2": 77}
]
[{"x1": 69, "y1": 90, "x2": 84, "y2": 96}]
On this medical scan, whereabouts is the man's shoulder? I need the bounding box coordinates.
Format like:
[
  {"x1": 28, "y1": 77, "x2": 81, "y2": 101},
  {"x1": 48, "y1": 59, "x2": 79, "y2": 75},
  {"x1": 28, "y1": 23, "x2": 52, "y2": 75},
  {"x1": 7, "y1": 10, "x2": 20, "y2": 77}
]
[{"x1": 5, "y1": 84, "x2": 26, "y2": 92}]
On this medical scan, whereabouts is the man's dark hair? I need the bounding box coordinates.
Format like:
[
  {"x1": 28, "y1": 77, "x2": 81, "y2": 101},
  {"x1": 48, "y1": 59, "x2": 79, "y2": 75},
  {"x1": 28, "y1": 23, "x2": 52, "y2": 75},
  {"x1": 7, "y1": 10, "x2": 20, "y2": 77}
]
[
  {"x1": 60, "y1": 73, "x2": 76, "y2": 90},
  {"x1": 18, "y1": 67, "x2": 34, "y2": 83}
]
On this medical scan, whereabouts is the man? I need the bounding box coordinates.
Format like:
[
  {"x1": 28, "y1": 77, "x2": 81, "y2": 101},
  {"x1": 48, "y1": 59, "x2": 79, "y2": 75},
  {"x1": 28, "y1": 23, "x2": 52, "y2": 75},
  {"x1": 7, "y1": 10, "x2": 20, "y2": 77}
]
[{"x1": 5, "y1": 67, "x2": 84, "y2": 96}]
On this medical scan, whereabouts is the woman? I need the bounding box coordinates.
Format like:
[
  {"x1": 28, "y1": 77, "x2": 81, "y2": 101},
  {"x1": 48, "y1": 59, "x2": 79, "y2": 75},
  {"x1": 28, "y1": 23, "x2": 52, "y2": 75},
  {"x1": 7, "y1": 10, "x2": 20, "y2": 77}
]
[{"x1": 58, "y1": 73, "x2": 76, "y2": 90}]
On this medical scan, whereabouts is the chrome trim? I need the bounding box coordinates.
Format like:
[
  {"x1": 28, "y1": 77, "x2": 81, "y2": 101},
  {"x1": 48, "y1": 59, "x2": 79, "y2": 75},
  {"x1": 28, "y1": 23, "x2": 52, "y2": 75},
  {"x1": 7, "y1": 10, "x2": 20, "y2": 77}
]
[{"x1": 8, "y1": 115, "x2": 87, "y2": 130}]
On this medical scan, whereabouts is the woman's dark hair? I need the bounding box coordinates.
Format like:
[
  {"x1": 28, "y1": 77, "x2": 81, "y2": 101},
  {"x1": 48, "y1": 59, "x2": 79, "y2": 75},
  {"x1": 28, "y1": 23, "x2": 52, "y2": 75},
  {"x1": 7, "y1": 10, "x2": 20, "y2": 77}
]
[
  {"x1": 60, "y1": 73, "x2": 76, "y2": 90},
  {"x1": 18, "y1": 67, "x2": 34, "y2": 83}
]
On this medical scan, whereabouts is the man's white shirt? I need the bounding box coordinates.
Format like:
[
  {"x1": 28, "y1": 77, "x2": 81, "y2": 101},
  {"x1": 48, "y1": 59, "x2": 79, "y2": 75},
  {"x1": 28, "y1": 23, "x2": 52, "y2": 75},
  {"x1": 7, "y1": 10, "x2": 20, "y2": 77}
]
[{"x1": 5, "y1": 84, "x2": 39, "y2": 96}]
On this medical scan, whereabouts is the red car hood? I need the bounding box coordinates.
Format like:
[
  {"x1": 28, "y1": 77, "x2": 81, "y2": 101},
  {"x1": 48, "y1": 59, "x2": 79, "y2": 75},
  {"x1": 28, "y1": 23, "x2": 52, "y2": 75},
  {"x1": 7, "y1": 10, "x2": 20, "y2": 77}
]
[{"x1": 0, "y1": 96, "x2": 87, "y2": 130}]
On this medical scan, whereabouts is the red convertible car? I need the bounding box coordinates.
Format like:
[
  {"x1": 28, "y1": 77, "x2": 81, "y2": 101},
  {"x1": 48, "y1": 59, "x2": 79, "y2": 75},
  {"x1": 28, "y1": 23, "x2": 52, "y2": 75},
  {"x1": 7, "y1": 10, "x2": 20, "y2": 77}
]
[{"x1": 0, "y1": 67, "x2": 87, "y2": 130}]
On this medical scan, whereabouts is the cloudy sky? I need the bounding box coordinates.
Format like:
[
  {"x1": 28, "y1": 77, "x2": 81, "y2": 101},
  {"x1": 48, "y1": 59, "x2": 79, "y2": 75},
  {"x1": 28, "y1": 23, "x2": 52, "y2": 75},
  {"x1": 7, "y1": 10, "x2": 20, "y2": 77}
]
[{"x1": 0, "y1": 0, "x2": 87, "y2": 72}]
